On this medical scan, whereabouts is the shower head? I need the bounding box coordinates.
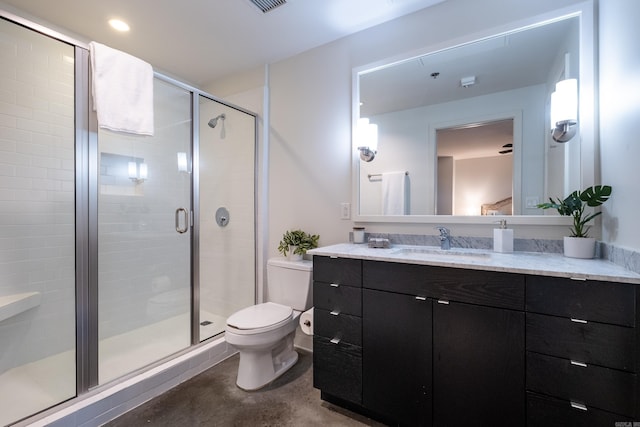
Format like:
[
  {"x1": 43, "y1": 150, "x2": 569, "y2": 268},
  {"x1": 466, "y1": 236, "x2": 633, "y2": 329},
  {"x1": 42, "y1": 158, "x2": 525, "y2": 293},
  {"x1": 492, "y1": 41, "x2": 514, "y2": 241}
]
[{"x1": 208, "y1": 114, "x2": 226, "y2": 129}]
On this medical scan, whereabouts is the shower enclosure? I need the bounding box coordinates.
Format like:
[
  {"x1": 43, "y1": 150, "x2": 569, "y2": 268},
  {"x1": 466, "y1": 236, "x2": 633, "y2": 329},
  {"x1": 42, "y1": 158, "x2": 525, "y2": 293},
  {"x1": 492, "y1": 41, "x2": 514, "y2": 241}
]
[
  {"x1": 198, "y1": 95, "x2": 256, "y2": 341},
  {"x1": 0, "y1": 13, "x2": 256, "y2": 426}
]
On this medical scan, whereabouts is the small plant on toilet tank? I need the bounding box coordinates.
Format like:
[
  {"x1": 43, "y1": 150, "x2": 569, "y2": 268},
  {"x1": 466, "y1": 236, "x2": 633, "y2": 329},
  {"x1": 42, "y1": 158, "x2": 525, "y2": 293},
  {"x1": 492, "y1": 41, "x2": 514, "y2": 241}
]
[{"x1": 278, "y1": 229, "x2": 319, "y2": 259}]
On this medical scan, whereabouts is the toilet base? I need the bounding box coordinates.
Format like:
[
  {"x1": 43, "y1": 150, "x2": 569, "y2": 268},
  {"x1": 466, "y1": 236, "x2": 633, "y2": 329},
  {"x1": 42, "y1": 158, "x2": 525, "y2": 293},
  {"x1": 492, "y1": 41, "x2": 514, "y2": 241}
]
[{"x1": 235, "y1": 331, "x2": 298, "y2": 391}]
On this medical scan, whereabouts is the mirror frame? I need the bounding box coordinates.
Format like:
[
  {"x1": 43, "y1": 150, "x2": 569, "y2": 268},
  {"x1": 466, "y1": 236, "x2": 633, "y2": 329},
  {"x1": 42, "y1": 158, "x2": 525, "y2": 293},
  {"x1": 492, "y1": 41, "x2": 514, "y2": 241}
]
[{"x1": 351, "y1": 2, "x2": 595, "y2": 226}]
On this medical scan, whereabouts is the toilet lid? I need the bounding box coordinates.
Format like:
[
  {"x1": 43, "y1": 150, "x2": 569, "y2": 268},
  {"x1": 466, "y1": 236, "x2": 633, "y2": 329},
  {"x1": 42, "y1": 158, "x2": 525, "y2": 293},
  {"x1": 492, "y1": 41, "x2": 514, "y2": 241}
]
[{"x1": 227, "y1": 302, "x2": 293, "y2": 330}]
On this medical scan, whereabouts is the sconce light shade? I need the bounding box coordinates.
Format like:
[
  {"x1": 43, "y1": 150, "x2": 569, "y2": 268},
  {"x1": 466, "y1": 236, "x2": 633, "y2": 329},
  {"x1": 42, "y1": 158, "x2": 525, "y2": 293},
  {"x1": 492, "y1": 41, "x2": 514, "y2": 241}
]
[
  {"x1": 177, "y1": 152, "x2": 188, "y2": 172},
  {"x1": 139, "y1": 163, "x2": 148, "y2": 180},
  {"x1": 128, "y1": 160, "x2": 147, "y2": 183},
  {"x1": 550, "y1": 78, "x2": 578, "y2": 142},
  {"x1": 357, "y1": 118, "x2": 378, "y2": 162},
  {"x1": 128, "y1": 161, "x2": 138, "y2": 180}
]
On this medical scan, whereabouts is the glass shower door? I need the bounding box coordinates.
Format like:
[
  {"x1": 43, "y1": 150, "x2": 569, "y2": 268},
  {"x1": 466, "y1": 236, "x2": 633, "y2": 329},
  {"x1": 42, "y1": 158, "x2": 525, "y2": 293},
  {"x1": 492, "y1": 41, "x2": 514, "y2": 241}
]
[
  {"x1": 97, "y1": 78, "x2": 192, "y2": 383},
  {"x1": 198, "y1": 95, "x2": 256, "y2": 341},
  {"x1": 0, "y1": 18, "x2": 77, "y2": 425}
]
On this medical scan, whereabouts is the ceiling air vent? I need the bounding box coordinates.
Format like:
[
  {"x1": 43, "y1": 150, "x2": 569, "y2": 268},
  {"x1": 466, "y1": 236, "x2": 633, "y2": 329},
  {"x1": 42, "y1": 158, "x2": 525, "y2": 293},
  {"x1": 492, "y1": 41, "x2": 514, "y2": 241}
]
[{"x1": 249, "y1": 0, "x2": 287, "y2": 13}]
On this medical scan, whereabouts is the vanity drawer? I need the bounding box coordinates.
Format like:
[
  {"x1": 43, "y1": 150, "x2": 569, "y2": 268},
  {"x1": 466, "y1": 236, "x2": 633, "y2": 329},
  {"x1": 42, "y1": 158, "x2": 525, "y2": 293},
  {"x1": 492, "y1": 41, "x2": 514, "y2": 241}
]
[
  {"x1": 314, "y1": 281, "x2": 361, "y2": 316},
  {"x1": 363, "y1": 260, "x2": 524, "y2": 310},
  {"x1": 363, "y1": 260, "x2": 426, "y2": 294},
  {"x1": 526, "y1": 313, "x2": 636, "y2": 371},
  {"x1": 527, "y1": 351, "x2": 637, "y2": 417},
  {"x1": 526, "y1": 275, "x2": 635, "y2": 327},
  {"x1": 527, "y1": 392, "x2": 632, "y2": 427},
  {"x1": 314, "y1": 308, "x2": 362, "y2": 346},
  {"x1": 313, "y1": 336, "x2": 362, "y2": 405},
  {"x1": 313, "y1": 256, "x2": 362, "y2": 288}
]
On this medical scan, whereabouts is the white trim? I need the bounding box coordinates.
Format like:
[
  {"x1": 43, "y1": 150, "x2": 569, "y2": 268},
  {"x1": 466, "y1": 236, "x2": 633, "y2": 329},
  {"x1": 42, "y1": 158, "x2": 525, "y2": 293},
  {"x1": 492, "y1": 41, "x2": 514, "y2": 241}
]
[{"x1": 351, "y1": 1, "x2": 596, "y2": 226}]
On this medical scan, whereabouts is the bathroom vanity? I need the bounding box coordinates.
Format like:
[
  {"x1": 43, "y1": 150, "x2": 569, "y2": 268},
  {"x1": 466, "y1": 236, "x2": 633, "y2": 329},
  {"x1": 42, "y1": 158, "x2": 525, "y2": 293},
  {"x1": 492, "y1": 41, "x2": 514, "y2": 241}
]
[{"x1": 309, "y1": 244, "x2": 640, "y2": 426}]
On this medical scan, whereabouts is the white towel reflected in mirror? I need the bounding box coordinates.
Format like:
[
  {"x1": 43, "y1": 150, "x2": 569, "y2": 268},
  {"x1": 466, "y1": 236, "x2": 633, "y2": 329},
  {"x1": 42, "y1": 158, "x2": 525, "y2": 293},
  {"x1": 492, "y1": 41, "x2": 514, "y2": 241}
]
[{"x1": 381, "y1": 172, "x2": 408, "y2": 215}]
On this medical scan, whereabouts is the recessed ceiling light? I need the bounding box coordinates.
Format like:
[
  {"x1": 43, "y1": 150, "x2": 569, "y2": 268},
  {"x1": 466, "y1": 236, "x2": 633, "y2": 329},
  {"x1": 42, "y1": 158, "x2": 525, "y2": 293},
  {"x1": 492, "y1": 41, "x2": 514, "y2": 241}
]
[{"x1": 108, "y1": 19, "x2": 130, "y2": 32}]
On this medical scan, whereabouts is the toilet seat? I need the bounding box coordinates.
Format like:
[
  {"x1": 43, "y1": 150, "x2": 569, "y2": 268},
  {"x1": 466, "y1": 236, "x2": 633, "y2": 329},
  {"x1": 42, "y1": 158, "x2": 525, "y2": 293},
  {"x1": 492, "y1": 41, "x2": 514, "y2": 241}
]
[{"x1": 226, "y1": 302, "x2": 293, "y2": 335}]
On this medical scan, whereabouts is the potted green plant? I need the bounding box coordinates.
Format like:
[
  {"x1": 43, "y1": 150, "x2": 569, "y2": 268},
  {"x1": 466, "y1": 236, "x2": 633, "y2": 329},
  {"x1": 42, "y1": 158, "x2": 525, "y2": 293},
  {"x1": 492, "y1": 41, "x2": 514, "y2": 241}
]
[
  {"x1": 537, "y1": 185, "x2": 612, "y2": 258},
  {"x1": 277, "y1": 229, "x2": 320, "y2": 261}
]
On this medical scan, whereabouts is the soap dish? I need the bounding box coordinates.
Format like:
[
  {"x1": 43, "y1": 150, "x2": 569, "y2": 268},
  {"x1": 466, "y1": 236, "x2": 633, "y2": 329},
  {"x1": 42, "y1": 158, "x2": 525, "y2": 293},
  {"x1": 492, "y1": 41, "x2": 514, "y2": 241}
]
[{"x1": 368, "y1": 238, "x2": 390, "y2": 248}]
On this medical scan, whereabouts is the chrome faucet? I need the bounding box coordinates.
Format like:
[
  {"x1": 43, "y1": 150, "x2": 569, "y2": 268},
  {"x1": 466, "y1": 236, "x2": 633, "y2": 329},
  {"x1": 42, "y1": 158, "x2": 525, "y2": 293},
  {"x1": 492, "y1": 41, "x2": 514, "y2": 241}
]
[{"x1": 435, "y1": 226, "x2": 451, "y2": 250}]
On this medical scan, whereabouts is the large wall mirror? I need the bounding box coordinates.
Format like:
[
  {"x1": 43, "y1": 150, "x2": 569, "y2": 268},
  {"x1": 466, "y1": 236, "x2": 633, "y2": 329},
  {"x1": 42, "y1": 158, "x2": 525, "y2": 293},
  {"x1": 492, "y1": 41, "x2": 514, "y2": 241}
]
[{"x1": 353, "y1": 5, "x2": 595, "y2": 224}]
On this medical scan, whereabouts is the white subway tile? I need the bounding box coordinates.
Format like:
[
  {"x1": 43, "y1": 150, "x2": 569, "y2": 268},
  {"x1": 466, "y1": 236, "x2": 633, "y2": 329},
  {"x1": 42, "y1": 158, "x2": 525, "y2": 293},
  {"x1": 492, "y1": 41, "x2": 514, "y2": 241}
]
[
  {"x1": 0, "y1": 102, "x2": 33, "y2": 119},
  {"x1": 0, "y1": 125, "x2": 32, "y2": 143},
  {"x1": 0, "y1": 88, "x2": 16, "y2": 104},
  {"x1": 16, "y1": 92, "x2": 48, "y2": 112},
  {"x1": 15, "y1": 165, "x2": 47, "y2": 179},
  {"x1": 0, "y1": 175, "x2": 32, "y2": 189}
]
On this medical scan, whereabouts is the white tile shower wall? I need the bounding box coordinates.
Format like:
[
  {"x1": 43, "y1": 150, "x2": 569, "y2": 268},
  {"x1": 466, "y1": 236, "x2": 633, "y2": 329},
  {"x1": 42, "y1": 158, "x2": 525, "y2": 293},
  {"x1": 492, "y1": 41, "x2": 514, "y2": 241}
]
[
  {"x1": 0, "y1": 19, "x2": 76, "y2": 373},
  {"x1": 199, "y1": 99, "x2": 256, "y2": 321}
]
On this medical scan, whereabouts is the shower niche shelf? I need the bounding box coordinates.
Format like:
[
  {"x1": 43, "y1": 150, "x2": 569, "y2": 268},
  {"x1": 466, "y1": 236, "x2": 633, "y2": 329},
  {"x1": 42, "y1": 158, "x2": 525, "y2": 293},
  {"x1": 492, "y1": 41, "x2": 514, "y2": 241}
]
[{"x1": 0, "y1": 292, "x2": 41, "y2": 322}]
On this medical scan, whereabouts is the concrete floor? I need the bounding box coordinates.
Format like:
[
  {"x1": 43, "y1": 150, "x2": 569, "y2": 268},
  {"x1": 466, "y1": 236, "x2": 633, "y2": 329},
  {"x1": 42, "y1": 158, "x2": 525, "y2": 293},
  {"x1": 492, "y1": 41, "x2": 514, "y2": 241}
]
[{"x1": 105, "y1": 350, "x2": 386, "y2": 426}]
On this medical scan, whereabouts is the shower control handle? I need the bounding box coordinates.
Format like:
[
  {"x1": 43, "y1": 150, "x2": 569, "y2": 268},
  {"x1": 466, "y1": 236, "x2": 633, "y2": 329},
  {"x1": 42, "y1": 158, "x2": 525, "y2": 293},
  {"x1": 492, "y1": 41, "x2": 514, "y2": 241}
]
[{"x1": 175, "y1": 208, "x2": 189, "y2": 234}]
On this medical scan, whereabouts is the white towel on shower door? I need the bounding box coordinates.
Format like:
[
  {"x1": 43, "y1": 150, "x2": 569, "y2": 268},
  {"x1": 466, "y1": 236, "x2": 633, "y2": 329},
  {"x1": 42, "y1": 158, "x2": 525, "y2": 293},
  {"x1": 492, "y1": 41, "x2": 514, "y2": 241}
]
[
  {"x1": 89, "y1": 41, "x2": 154, "y2": 136},
  {"x1": 381, "y1": 172, "x2": 407, "y2": 215}
]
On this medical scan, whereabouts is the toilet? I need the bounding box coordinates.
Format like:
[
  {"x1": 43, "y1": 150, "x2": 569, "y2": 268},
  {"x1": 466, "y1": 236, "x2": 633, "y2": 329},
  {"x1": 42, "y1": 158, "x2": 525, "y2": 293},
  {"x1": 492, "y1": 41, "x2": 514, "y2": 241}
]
[{"x1": 225, "y1": 257, "x2": 313, "y2": 390}]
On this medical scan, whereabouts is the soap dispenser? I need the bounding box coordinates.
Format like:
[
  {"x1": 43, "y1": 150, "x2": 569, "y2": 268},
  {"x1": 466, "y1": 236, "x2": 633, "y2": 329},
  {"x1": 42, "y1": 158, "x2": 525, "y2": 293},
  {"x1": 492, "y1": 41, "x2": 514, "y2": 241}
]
[{"x1": 493, "y1": 219, "x2": 513, "y2": 253}]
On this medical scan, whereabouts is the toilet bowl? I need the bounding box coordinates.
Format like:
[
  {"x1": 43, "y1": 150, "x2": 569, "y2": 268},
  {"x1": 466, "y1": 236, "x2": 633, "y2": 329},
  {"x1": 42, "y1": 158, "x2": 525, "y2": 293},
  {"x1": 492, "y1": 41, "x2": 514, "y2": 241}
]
[
  {"x1": 225, "y1": 302, "x2": 301, "y2": 390},
  {"x1": 225, "y1": 258, "x2": 312, "y2": 390}
]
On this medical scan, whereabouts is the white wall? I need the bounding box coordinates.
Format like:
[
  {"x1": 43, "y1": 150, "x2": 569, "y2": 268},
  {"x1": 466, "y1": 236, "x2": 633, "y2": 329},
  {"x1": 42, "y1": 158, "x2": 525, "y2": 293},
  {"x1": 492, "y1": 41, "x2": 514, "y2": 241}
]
[
  {"x1": 359, "y1": 85, "x2": 545, "y2": 216},
  {"x1": 211, "y1": 0, "x2": 590, "y2": 248},
  {"x1": 359, "y1": 108, "x2": 430, "y2": 215},
  {"x1": 598, "y1": 0, "x2": 640, "y2": 251},
  {"x1": 454, "y1": 156, "x2": 513, "y2": 216}
]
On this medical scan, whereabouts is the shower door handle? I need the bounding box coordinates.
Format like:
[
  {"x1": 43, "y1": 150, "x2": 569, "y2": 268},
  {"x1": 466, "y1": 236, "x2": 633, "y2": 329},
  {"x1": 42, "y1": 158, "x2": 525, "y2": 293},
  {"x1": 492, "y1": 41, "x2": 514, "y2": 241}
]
[{"x1": 175, "y1": 208, "x2": 189, "y2": 234}]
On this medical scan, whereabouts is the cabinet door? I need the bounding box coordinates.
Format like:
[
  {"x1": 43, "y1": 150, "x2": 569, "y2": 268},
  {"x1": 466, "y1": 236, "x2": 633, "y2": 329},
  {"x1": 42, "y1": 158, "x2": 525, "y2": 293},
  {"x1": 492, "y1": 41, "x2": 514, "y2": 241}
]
[
  {"x1": 363, "y1": 289, "x2": 432, "y2": 426},
  {"x1": 433, "y1": 301, "x2": 525, "y2": 426}
]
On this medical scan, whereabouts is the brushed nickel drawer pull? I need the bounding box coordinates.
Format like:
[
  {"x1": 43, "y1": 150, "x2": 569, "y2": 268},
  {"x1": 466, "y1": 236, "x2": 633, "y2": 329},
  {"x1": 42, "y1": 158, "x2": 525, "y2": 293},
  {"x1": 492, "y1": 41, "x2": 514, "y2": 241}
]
[
  {"x1": 330, "y1": 310, "x2": 340, "y2": 316},
  {"x1": 570, "y1": 401, "x2": 588, "y2": 411},
  {"x1": 570, "y1": 360, "x2": 587, "y2": 368},
  {"x1": 437, "y1": 299, "x2": 449, "y2": 305},
  {"x1": 570, "y1": 318, "x2": 588, "y2": 324},
  {"x1": 330, "y1": 283, "x2": 340, "y2": 287},
  {"x1": 415, "y1": 296, "x2": 427, "y2": 301},
  {"x1": 330, "y1": 337, "x2": 341, "y2": 344}
]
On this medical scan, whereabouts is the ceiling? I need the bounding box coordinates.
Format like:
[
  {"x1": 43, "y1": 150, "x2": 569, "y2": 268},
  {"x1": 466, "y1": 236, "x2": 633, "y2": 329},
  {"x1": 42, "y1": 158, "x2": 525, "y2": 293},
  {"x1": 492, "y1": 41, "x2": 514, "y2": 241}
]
[
  {"x1": 0, "y1": 0, "x2": 446, "y2": 87},
  {"x1": 437, "y1": 119, "x2": 513, "y2": 160},
  {"x1": 358, "y1": 17, "x2": 577, "y2": 160},
  {"x1": 359, "y1": 16, "x2": 578, "y2": 117}
]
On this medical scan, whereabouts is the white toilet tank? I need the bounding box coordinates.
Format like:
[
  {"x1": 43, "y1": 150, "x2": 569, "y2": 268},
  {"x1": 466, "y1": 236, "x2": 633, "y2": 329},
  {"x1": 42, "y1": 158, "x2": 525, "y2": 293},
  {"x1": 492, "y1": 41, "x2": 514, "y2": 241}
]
[{"x1": 266, "y1": 257, "x2": 313, "y2": 311}]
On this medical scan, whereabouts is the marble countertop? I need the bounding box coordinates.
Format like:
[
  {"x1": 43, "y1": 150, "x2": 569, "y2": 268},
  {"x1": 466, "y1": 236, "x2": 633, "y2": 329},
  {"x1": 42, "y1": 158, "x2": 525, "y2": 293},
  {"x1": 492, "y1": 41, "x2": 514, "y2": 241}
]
[{"x1": 308, "y1": 243, "x2": 640, "y2": 285}]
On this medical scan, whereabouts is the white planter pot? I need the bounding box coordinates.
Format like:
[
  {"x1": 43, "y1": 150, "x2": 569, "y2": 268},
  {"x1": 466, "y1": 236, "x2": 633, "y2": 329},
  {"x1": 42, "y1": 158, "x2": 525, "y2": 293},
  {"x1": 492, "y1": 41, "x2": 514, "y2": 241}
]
[
  {"x1": 563, "y1": 236, "x2": 596, "y2": 259},
  {"x1": 287, "y1": 246, "x2": 303, "y2": 261}
]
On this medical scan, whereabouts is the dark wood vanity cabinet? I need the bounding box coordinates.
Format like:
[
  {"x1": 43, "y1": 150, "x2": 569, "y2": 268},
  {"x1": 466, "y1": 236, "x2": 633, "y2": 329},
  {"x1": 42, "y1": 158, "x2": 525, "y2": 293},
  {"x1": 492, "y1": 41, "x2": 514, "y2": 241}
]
[
  {"x1": 363, "y1": 288, "x2": 432, "y2": 426},
  {"x1": 525, "y1": 275, "x2": 638, "y2": 425},
  {"x1": 433, "y1": 301, "x2": 525, "y2": 426},
  {"x1": 312, "y1": 256, "x2": 363, "y2": 405},
  {"x1": 362, "y1": 260, "x2": 525, "y2": 426},
  {"x1": 312, "y1": 255, "x2": 639, "y2": 426}
]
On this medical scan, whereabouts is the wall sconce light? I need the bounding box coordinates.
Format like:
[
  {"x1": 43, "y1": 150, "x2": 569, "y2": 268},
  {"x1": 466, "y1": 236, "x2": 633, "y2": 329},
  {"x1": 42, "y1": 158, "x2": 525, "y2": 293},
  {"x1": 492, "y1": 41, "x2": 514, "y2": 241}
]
[
  {"x1": 177, "y1": 152, "x2": 189, "y2": 172},
  {"x1": 550, "y1": 78, "x2": 578, "y2": 142},
  {"x1": 357, "y1": 118, "x2": 378, "y2": 162},
  {"x1": 128, "y1": 161, "x2": 147, "y2": 183}
]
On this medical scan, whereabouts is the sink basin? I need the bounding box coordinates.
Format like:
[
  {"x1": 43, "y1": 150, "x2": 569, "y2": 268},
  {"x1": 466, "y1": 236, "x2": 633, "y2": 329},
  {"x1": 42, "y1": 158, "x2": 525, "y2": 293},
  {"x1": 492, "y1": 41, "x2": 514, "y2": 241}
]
[{"x1": 392, "y1": 246, "x2": 491, "y2": 262}]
